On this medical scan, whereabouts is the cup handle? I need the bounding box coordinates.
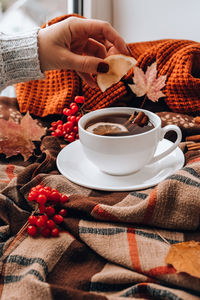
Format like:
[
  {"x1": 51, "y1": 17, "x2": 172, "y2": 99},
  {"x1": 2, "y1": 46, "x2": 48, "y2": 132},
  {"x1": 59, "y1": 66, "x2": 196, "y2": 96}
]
[{"x1": 150, "y1": 125, "x2": 182, "y2": 164}]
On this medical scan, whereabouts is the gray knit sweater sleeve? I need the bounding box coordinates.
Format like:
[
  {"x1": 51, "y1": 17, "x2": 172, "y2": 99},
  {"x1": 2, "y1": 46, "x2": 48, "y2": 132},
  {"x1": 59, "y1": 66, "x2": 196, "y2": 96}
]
[{"x1": 0, "y1": 27, "x2": 45, "y2": 91}]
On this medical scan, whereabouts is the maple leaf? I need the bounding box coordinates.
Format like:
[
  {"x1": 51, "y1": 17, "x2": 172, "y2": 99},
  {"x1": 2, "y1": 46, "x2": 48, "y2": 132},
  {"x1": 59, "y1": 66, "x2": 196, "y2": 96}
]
[
  {"x1": 0, "y1": 112, "x2": 46, "y2": 160},
  {"x1": 165, "y1": 241, "x2": 200, "y2": 278},
  {"x1": 129, "y1": 62, "x2": 167, "y2": 102}
]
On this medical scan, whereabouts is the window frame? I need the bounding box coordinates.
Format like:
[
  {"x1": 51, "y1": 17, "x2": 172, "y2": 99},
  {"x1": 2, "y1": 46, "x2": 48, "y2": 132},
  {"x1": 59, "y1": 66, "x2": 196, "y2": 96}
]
[{"x1": 73, "y1": 0, "x2": 83, "y2": 15}]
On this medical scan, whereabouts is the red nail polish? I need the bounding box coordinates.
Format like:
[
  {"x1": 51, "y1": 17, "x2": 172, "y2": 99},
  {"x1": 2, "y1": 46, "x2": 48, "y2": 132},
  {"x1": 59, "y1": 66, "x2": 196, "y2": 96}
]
[{"x1": 97, "y1": 62, "x2": 109, "y2": 73}]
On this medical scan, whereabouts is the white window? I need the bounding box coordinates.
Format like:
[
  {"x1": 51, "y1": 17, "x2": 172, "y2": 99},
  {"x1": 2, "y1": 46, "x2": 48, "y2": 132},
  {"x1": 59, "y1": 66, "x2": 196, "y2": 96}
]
[
  {"x1": 67, "y1": 0, "x2": 83, "y2": 15},
  {"x1": 81, "y1": 0, "x2": 200, "y2": 43},
  {"x1": 83, "y1": 0, "x2": 112, "y2": 23},
  {"x1": 113, "y1": 0, "x2": 200, "y2": 42}
]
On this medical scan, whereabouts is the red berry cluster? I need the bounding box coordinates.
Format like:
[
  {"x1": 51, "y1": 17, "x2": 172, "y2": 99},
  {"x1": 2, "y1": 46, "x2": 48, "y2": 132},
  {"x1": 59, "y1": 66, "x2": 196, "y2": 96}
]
[
  {"x1": 49, "y1": 96, "x2": 85, "y2": 143},
  {"x1": 27, "y1": 184, "x2": 69, "y2": 238}
]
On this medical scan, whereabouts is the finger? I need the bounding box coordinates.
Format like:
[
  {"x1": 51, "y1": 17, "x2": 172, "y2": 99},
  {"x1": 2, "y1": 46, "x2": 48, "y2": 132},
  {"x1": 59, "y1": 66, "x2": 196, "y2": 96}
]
[
  {"x1": 77, "y1": 71, "x2": 98, "y2": 88},
  {"x1": 84, "y1": 38, "x2": 107, "y2": 59},
  {"x1": 104, "y1": 40, "x2": 122, "y2": 55},
  {"x1": 100, "y1": 22, "x2": 129, "y2": 55},
  {"x1": 69, "y1": 18, "x2": 129, "y2": 56},
  {"x1": 65, "y1": 50, "x2": 109, "y2": 74}
]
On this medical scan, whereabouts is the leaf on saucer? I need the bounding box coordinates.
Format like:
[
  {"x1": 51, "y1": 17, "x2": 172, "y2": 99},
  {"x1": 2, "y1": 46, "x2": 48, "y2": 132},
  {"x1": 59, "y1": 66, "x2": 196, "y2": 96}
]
[{"x1": 165, "y1": 241, "x2": 200, "y2": 278}]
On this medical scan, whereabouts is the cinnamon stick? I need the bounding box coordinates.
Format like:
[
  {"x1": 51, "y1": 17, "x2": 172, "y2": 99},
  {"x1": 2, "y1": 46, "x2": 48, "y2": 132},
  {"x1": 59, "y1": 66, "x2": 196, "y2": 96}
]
[
  {"x1": 124, "y1": 111, "x2": 150, "y2": 132},
  {"x1": 187, "y1": 142, "x2": 200, "y2": 151},
  {"x1": 124, "y1": 112, "x2": 136, "y2": 126},
  {"x1": 127, "y1": 112, "x2": 146, "y2": 130},
  {"x1": 140, "y1": 115, "x2": 149, "y2": 126},
  {"x1": 134, "y1": 111, "x2": 146, "y2": 124},
  {"x1": 186, "y1": 135, "x2": 200, "y2": 142},
  {"x1": 187, "y1": 146, "x2": 200, "y2": 151}
]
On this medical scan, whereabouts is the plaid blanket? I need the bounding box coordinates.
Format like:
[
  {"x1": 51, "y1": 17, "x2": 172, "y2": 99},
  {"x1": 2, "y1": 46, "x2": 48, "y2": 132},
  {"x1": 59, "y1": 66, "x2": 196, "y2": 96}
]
[{"x1": 0, "y1": 98, "x2": 200, "y2": 300}]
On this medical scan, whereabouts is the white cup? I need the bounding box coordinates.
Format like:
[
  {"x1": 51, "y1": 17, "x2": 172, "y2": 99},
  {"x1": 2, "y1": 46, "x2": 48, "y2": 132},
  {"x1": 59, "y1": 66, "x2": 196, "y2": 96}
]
[{"x1": 78, "y1": 107, "x2": 182, "y2": 176}]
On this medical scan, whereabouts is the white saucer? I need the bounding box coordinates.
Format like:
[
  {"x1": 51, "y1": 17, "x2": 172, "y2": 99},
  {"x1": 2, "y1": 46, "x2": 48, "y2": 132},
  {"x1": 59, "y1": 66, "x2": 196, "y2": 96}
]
[{"x1": 56, "y1": 139, "x2": 184, "y2": 192}]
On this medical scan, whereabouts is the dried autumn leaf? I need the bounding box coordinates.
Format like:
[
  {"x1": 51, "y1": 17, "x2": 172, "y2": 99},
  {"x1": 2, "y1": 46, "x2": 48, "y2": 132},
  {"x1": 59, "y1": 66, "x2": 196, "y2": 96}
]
[
  {"x1": 0, "y1": 112, "x2": 46, "y2": 160},
  {"x1": 129, "y1": 62, "x2": 167, "y2": 102},
  {"x1": 165, "y1": 241, "x2": 200, "y2": 278},
  {"x1": 20, "y1": 111, "x2": 46, "y2": 141},
  {"x1": 97, "y1": 54, "x2": 137, "y2": 92}
]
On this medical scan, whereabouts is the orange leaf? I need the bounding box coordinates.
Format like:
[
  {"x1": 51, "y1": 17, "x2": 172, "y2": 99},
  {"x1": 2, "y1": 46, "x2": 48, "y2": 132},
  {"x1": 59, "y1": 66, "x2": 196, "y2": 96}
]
[
  {"x1": 129, "y1": 62, "x2": 167, "y2": 102},
  {"x1": 0, "y1": 112, "x2": 46, "y2": 160},
  {"x1": 165, "y1": 241, "x2": 200, "y2": 278}
]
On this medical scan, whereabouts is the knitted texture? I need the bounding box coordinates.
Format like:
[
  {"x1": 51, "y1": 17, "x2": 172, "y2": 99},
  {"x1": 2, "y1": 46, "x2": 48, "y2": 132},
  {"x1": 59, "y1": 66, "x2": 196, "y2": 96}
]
[
  {"x1": 128, "y1": 39, "x2": 200, "y2": 115},
  {"x1": 81, "y1": 79, "x2": 127, "y2": 111},
  {"x1": 15, "y1": 14, "x2": 128, "y2": 117},
  {"x1": 0, "y1": 28, "x2": 44, "y2": 92},
  {"x1": 16, "y1": 69, "x2": 81, "y2": 117},
  {"x1": 15, "y1": 15, "x2": 200, "y2": 117},
  {"x1": 15, "y1": 15, "x2": 81, "y2": 117}
]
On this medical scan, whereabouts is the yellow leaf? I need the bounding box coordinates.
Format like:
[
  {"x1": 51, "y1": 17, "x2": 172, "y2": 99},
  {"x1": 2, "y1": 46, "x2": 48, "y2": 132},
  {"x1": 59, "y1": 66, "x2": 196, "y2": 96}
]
[
  {"x1": 165, "y1": 241, "x2": 200, "y2": 278},
  {"x1": 97, "y1": 54, "x2": 137, "y2": 92}
]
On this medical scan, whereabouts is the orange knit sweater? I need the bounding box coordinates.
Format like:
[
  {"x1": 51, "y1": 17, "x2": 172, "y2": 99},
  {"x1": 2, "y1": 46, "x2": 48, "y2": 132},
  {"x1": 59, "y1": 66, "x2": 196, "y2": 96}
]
[{"x1": 15, "y1": 15, "x2": 200, "y2": 117}]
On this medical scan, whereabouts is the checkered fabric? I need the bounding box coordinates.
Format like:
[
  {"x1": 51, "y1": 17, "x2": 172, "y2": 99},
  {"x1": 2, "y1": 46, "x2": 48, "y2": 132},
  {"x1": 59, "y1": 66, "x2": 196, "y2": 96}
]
[
  {"x1": 0, "y1": 134, "x2": 200, "y2": 300},
  {"x1": 1, "y1": 97, "x2": 200, "y2": 299}
]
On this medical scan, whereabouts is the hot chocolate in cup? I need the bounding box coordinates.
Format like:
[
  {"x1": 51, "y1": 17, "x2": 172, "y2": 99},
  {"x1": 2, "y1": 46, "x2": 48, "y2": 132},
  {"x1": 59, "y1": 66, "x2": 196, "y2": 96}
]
[{"x1": 78, "y1": 107, "x2": 182, "y2": 176}]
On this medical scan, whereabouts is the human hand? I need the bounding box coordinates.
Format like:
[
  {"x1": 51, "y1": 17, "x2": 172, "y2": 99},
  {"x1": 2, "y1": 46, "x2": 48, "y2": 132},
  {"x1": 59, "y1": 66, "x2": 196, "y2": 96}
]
[{"x1": 37, "y1": 16, "x2": 129, "y2": 88}]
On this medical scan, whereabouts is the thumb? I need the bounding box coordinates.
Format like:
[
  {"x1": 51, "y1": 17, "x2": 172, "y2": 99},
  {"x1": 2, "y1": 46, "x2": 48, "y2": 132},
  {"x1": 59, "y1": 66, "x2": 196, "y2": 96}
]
[{"x1": 64, "y1": 51, "x2": 109, "y2": 74}]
